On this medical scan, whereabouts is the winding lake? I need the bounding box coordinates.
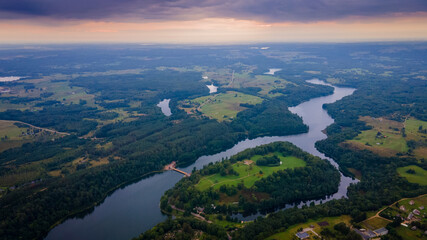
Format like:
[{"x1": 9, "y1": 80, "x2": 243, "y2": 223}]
[{"x1": 45, "y1": 79, "x2": 356, "y2": 240}]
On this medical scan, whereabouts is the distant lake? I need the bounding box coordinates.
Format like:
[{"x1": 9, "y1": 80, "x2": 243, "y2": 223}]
[
  {"x1": 0, "y1": 76, "x2": 21, "y2": 82},
  {"x1": 264, "y1": 68, "x2": 282, "y2": 75},
  {"x1": 157, "y1": 99, "x2": 171, "y2": 116},
  {"x1": 206, "y1": 84, "x2": 218, "y2": 94}
]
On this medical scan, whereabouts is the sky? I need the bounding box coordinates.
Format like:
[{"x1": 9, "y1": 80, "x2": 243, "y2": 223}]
[{"x1": 1, "y1": 0, "x2": 427, "y2": 44}]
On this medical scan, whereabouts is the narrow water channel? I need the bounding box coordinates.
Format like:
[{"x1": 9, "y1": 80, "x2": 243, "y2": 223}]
[{"x1": 45, "y1": 79, "x2": 357, "y2": 240}]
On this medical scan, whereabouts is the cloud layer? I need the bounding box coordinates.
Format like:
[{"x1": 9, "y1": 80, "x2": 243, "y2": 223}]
[{"x1": 1, "y1": 0, "x2": 427, "y2": 23}]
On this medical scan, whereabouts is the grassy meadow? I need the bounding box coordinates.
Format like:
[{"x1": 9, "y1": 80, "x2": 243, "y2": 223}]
[
  {"x1": 196, "y1": 152, "x2": 306, "y2": 191},
  {"x1": 347, "y1": 116, "x2": 427, "y2": 159},
  {"x1": 397, "y1": 165, "x2": 427, "y2": 186},
  {"x1": 191, "y1": 91, "x2": 263, "y2": 121}
]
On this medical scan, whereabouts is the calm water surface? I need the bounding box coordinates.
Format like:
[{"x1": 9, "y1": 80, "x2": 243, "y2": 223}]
[
  {"x1": 0, "y1": 76, "x2": 21, "y2": 82},
  {"x1": 206, "y1": 84, "x2": 218, "y2": 94},
  {"x1": 264, "y1": 68, "x2": 282, "y2": 75},
  {"x1": 157, "y1": 99, "x2": 171, "y2": 116},
  {"x1": 45, "y1": 80, "x2": 356, "y2": 240}
]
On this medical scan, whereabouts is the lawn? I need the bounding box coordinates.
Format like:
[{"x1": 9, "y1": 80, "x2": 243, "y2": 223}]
[
  {"x1": 191, "y1": 91, "x2": 263, "y2": 121},
  {"x1": 361, "y1": 217, "x2": 390, "y2": 230},
  {"x1": 0, "y1": 120, "x2": 29, "y2": 140},
  {"x1": 266, "y1": 215, "x2": 351, "y2": 240},
  {"x1": 346, "y1": 116, "x2": 427, "y2": 158},
  {"x1": 397, "y1": 165, "x2": 427, "y2": 186},
  {"x1": 196, "y1": 152, "x2": 306, "y2": 191},
  {"x1": 396, "y1": 225, "x2": 427, "y2": 240},
  {"x1": 348, "y1": 116, "x2": 408, "y2": 154}
]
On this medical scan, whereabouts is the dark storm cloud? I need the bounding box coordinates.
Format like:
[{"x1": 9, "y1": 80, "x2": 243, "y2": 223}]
[{"x1": 0, "y1": 0, "x2": 426, "y2": 22}]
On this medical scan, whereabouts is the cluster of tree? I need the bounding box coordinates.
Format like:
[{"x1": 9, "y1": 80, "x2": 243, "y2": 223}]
[
  {"x1": 272, "y1": 82, "x2": 333, "y2": 106},
  {"x1": 134, "y1": 217, "x2": 228, "y2": 240},
  {"x1": 319, "y1": 222, "x2": 362, "y2": 240},
  {"x1": 231, "y1": 100, "x2": 308, "y2": 138},
  {"x1": 255, "y1": 155, "x2": 280, "y2": 166},
  {"x1": 0, "y1": 104, "x2": 100, "y2": 135}
]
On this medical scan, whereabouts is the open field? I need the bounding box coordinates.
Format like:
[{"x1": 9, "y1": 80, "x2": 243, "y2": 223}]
[
  {"x1": 232, "y1": 73, "x2": 290, "y2": 96},
  {"x1": 187, "y1": 91, "x2": 263, "y2": 121},
  {"x1": 406, "y1": 118, "x2": 427, "y2": 141},
  {"x1": 397, "y1": 165, "x2": 427, "y2": 186},
  {"x1": 361, "y1": 217, "x2": 390, "y2": 230},
  {"x1": 348, "y1": 116, "x2": 408, "y2": 154},
  {"x1": 395, "y1": 226, "x2": 427, "y2": 240},
  {"x1": 0, "y1": 121, "x2": 36, "y2": 152},
  {"x1": 196, "y1": 152, "x2": 305, "y2": 191},
  {"x1": 0, "y1": 120, "x2": 30, "y2": 140},
  {"x1": 346, "y1": 116, "x2": 427, "y2": 158},
  {"x1": 266, "y1": 215, "x2": 351, "y2": 240}
]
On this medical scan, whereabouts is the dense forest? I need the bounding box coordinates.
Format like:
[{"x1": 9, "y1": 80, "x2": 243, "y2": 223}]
[{"x1": 0, "y1": 43, "x2": 426, "y2": 240}]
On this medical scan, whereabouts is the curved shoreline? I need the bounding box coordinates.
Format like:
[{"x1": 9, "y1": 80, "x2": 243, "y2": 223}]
[{"x1": 45, "y1": 80, "x2": 357, "y2": 240}]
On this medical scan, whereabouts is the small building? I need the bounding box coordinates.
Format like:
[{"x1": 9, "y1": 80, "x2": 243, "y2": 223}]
[
  {"x1": 374, "y1": 228, "x2": 389, "y2": 236},
  {"x1": 408, "y1": 212, "x2": 414, "y2": 220},
  {"x1": 400, "y1": 205, "x2": 406, "y2": 211},
  {"x1": 411, "y1": 226, "x2": 417, "y2": 231},
  {"x1": 419, "y1": 206, "x2": 424, "y2": 210},
  {"x1": 295, "y1": 232, "x2": 309, "y2": 239},
  {"x1": 409, "y1": 200, "x2": 415, "y2": 205},
  {"x1": 243, "y1": 160, "x2": 253, "y2": 165},
  {"x1": 195, "y1": 207, "x2": 205, "y2": 214},
  {"x1": 413, "y1": 209, "x2": 421, "y2": 215}
]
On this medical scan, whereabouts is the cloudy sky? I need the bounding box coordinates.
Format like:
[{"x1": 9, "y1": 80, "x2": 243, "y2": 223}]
[{"x1": 1, "y1": 0, "x2": 427, "y2": 43}]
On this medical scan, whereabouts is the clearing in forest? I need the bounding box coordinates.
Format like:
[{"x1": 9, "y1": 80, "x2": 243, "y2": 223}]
[
  {"x1": 196, "y1": 152, "x2": 306, "y2": 191},
  {"x1": 182, "y1": 91, "x2": 263, "y2": 121},
  {"x1": 397, "y1": 165, "x2": 427, "y2": 186},
  {"x1": 346, "y1": 116, "x2": 427, "y2": 158}
]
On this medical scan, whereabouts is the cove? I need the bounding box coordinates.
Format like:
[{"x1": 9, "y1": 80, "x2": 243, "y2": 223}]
[{"x1": 45, "y1": 79, "x2": 356, "y2": 240}]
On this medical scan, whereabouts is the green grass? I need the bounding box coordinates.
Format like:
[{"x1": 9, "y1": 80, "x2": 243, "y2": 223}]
[
  {"x1": 347, "y1": 117, "x2": 427, "y2": 159},
  {"x1": 395, "y1": 225, "x2": 427, "y2": 240},
  {"x1": 196, "y1": 152, "x2": 306, "y2": 191},
  {"x1": 350, "y1": 128, "x2": 408, "y2": 153},
  {"x1": 361, "y1": 217, "x2": 390, "y2": 230},
  {"x1": 397, "y1": 165, "x2": 427, "y2": 186},
  {"x1": 406, "y1": 118, "x2": 427, "y2": 136},
  {"x1": 266, "y1": 215, "x2": 351, "y2": 240},
  {"x1": 0, "y1": 121, "x2": 30, "y2": 140},
  {"x1": 192, "y1": 91, "x2": 263, "y2": 121}
]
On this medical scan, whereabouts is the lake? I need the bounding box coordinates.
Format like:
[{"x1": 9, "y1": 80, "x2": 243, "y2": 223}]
[
  {"x1": 0, "y1": 76, "x2": 21, "y2": 82},
  {"x1": 264, "y1": 68, "x2": 282, "y2": 75},
  {"x1": 45, "y1": 79, "x2": 356, "y2": 240},
  {"x1": 206, "y1": 84, "x2": 218, "y2": 94},
  {"x1": 157, "y1": 99, "x2": 171, "y2": 116}
]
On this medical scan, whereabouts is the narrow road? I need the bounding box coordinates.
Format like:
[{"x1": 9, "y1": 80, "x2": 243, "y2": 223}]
[
  {"x1": 0, "y1": 120, "x2": 70, "y2": 135},
  {"x1": 365, "y1": 193, "x2": 427, "y2": 222}
]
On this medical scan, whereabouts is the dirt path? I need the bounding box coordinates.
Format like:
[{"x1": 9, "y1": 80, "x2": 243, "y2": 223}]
[
  {"x1": 0, "y1": 120, "x2": 70, "y2": 135},
  {"x1": 170, "y1": 204, "x2": 212, "y2": 223},
  {"x1": 1, "y1": 120, "x2": 101, "y2": 140},
  {"x1": 365, "y1": 193, "x2": 427, "y2": 222}
]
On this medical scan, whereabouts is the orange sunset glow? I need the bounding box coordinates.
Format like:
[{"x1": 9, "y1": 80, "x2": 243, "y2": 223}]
[{"x1": 1, "y1": 0, "x2": 427, "y2": 43}]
